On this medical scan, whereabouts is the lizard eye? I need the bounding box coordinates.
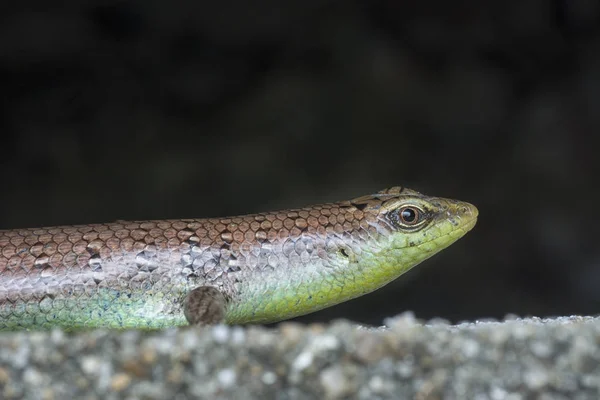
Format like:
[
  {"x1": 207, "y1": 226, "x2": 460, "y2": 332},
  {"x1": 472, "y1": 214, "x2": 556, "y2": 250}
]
[{"x1": 390, "y1": 205, "x2": 426, "y2": 229}]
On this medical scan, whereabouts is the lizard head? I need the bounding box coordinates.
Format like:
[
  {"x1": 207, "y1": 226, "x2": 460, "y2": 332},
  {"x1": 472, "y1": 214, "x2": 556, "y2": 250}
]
[{"x1": 348, "y1": 186, "x2": 478, "y2": 286}]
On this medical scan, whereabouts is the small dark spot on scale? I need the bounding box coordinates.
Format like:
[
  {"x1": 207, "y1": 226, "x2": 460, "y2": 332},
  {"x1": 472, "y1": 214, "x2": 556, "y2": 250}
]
[
  {"x1": 227, "y1": 265, "x2": 241, "y2": 273},
  {"x1": 352, "y1": 202, "x2": 368, "y2": 211},
  {"x1": 409, "y1": 241, "x2": 415, "y2": 247}
]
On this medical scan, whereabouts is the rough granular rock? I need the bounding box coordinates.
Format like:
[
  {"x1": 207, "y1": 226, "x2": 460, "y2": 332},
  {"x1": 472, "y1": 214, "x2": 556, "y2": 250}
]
[{"x1": 1, "y1": 313, "x2": 600, "y2": 399}]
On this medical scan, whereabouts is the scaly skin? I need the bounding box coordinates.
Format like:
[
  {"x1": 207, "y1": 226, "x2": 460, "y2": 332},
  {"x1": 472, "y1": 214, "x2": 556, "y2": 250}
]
[{"x1": 0, "y1": 187, "x2": 477, "y2": 330}]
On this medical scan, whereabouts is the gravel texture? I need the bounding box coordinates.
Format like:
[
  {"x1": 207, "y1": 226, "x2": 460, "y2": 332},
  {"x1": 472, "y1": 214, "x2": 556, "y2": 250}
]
[{"x1": 1, "y1": 313, "x2": 599, "y2": 399}]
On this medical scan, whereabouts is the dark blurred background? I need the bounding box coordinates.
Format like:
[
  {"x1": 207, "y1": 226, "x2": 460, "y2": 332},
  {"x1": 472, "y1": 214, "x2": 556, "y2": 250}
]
[{"x1": 1, "y1": 0, "x2": 599, "y2": 326}]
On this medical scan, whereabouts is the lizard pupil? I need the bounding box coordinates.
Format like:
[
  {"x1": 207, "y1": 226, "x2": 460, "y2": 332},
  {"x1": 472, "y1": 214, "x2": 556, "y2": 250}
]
[
  {"x1": 399, "y1": 207, "x2": 419, "y2": 224},
  {"x1": 402, "y1": 209, "x2": 415, "y2": 222}
]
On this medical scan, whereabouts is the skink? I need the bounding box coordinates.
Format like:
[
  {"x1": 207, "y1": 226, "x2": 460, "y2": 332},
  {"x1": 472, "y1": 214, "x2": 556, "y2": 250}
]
[{"x1": 0, "y1": 187, "x2": 478, "y2": 330}]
